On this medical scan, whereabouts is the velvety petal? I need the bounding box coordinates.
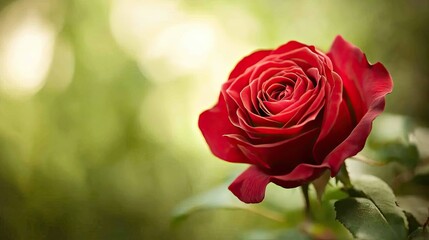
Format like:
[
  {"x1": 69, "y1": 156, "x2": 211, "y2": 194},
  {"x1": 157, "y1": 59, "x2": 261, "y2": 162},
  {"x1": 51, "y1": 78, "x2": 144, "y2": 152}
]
[
  {"x1": 268, "y1": 79, "x2": 325, "y2": 126},
  {"x1": 229, "y1": 163, "x2": 328, "y2": 203},
  {"x1": 228, "y1": 50, "x2": 272, "y2": 80},
  {"x1": 248, "y1": 62, "x2": 300, "y2": 115},
  {"x1": 228, "y1": 166, "x2": 271, "y2": 203},
  {"x1": 224, "y1": 128, "x2": 319, "y2": 174},
  {"x1": 313, "y1": 100, "x2": 353, "y2": 163},
  {"x1": 271, "y1": 41, "x2": 318, "y2": 57},
  {"x1": 329, "y1": 36, "x2": 393, "y2": 107},
  {"x1": 324, "y1": 95, "x2": 387, "y2": 175},
  {"x1": 323, "y1": 35, "x2": 393, "y2": 174},
  {"x1": 312, "y1": 71, "x2": 343, "y2": 162},
  {"x1": 237, "y1": 112, "x2": 307, "y2": 137},
  {"x1": 266, "y1": 91, "x2": 314, "y2": 121},
  {"x1": 315, "y1": 48, "x2": 334, "y2": 70},
  {"x1": 327, "y1": 36, "x2": 366, "y2": 121},
  {"x1": 241, "y1": 85, "x2": 257, "y2": 114},
  {"x1": 258, "y1": 66, "x2": 302, "y2": 90},
  {"x1": 223, "y1": 71, "x2": 254, "y2": 127},
  {"x1": 198, "y1": 94, "x2": 249, "y2": 164},
  {"x1": 307, "y1": 67, "x2": 321, "y2": 81},
  {"x1": 294, "y1": 79, "x2": 326, "y2": 125},
  {"x1": 224, "y1": 74, "x2": 249, "y2": 112},
  {"x1": 271, "y1": 163, "x2": 327, "y2": 188},
  {"x1": 223, "y1": 61, "x2": 297, "y2": 123},
  {"x1": 248, "y1": 59, "x2": 297, "y2": 80},
  {"x1": 277, "y1": 47, "x2": 324, "y2": 70}
]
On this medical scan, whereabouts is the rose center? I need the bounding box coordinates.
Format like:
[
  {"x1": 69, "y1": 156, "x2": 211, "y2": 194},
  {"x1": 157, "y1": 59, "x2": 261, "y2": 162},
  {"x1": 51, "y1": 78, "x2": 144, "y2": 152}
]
[
  {"x1": 266, "y1": 83, "x2": 293, "y2": 101},
  {"x1": 262, "y1": 75, "x2": 296, "y2": 102}
]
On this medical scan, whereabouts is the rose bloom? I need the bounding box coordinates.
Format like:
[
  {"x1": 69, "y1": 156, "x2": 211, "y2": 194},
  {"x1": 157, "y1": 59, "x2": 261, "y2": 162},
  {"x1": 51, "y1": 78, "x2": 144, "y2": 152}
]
[{"x1": 199, "y1": 36, "x2": 393, "y2": 203}]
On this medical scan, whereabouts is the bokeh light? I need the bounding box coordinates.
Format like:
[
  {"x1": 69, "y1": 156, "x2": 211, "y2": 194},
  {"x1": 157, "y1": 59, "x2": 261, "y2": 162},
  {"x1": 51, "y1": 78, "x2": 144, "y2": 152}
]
[{"x1": 0, "y1": 1, "x2": 56, "y2": 98}]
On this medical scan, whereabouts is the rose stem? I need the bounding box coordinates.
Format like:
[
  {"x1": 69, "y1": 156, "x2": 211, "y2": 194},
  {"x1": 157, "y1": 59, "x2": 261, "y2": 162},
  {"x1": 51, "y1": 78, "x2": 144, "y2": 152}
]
[{"x1": 301, "y1": 183, "x2": 312, "y2": 220}]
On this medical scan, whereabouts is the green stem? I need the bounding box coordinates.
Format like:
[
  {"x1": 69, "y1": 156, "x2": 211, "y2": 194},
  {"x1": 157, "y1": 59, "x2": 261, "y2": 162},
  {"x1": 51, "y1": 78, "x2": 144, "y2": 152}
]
[{"x1": 301, "y1": 184, "x2": 312, "y2": 220}]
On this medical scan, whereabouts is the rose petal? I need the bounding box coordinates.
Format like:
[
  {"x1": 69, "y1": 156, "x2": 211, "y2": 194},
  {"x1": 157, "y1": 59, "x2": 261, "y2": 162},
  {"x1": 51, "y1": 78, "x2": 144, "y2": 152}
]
[
  {"x1": 229, "y1": 163, "x2": 328, "y2": 203},
  {"x1": 313, "y1": 100, "x2": 353, "y2": 162},
  {"x1": 324, "y1": 96, "x2": 387, "y2": 175},
  {"x1": 224, "y1": 128, "x2": 319, "y2": 174},
  {"x1": 278, "y1": 47, "x2": 324, "y2": 71},
  {"x1": 244, "y1": 106, "x2": 283, "y2": 129},
  {"x1": 228, "y1": 50, "x2": 272, "y2": 80},
  {"x1": 271, "y1": 163, "x2": 327, "y2": 188},
  {"x1": 312, "y1": 72, "x2": 343, "y2": 162},
  {"x1": 271, "y1": 41, "x2": 310, "y2": 54},
  {"x1": 228, "y1": 166, "x2": 271, "y2": 203},
  {"x1": 267, "y1": 79, "x2": 325, "y2": 126},
  {"x1": 237, "y1": 112, "x2": 307, "y2": 137},
  {"x1": 306, "y1": 67, "x2": 321, "y2": 81},
  {"x1": 323, "y1": 35, "x2": 393, "y2": 174},
  {"x1": 198, "y1": 94, "x2": 249, "y2": 164}
]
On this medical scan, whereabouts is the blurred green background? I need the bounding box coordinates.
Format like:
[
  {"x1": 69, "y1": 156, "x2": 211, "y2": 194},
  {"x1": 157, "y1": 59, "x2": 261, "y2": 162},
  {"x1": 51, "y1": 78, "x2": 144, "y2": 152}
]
[{"x1": 0, "y1": 0, "x2": 428, "y2": 239}]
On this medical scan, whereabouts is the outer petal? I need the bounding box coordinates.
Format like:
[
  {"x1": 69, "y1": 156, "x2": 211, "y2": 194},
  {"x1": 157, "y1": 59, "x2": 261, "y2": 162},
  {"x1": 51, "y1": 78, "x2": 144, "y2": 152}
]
[
  {"x1": 271, "y1": 163, "x2": 327, "y2": 188},
  {"x1": 312, "y1": 71, "x2": 344, "y2": 162},
  {"x1": 229, "y1": 163, "x2": 327, "y2": 203},
  {"x1": 198, "y1": 94, "x2": 249, "y2": 164},
  {"x1": 324, "y1": 35, "x2": 393, "y2": 174},
  {"x1": 224, "y1": 128, "x2": 319, "y2": 173},
  {"x1": 228, "y1": 166, "x2": 271, "y2": 203},
  {"x1": 313, "y1": 100, "x2": 353, "y2": 161},
  {"x1": 228, "y1": 50, "x2": 272, "y2": 80},
  {"x1": 271, "y1": 40, "x2": 312, "y2": 55}
]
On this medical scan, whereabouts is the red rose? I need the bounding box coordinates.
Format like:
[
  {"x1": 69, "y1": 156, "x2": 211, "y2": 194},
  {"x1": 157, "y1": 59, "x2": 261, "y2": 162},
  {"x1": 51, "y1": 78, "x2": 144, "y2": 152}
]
[{"x1": 198, "y1": 36, "x2": 393, "y2": 203}]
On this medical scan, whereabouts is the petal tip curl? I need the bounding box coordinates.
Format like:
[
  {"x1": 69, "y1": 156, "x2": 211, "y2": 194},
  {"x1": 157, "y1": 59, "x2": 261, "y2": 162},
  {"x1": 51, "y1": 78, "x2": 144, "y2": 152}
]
[
  {"x1": 198, "y1": 94, "x2": 248, "y2": 164},
  {"x1": 229, "y1": 50, "x2": 272, "y2": 80},
  {"x1": 228, "y1": 166, "x2": 271, "y2": 203},
  {"x1": 324, "y1": 35, "x2": 394, "y2": 175}
]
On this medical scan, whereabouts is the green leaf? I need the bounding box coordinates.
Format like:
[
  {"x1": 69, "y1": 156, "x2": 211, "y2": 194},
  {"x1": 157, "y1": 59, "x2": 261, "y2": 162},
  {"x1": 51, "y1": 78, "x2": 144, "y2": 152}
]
[
  {"x1": 335, "y1": 175, "x2": 408, "y2": 240},
  {"x1": 351, "y1": 175, "x2": 408, "y2": 239},
  {"x1": 335, "y1": 197, "x2": 401, "y2": 240}
]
